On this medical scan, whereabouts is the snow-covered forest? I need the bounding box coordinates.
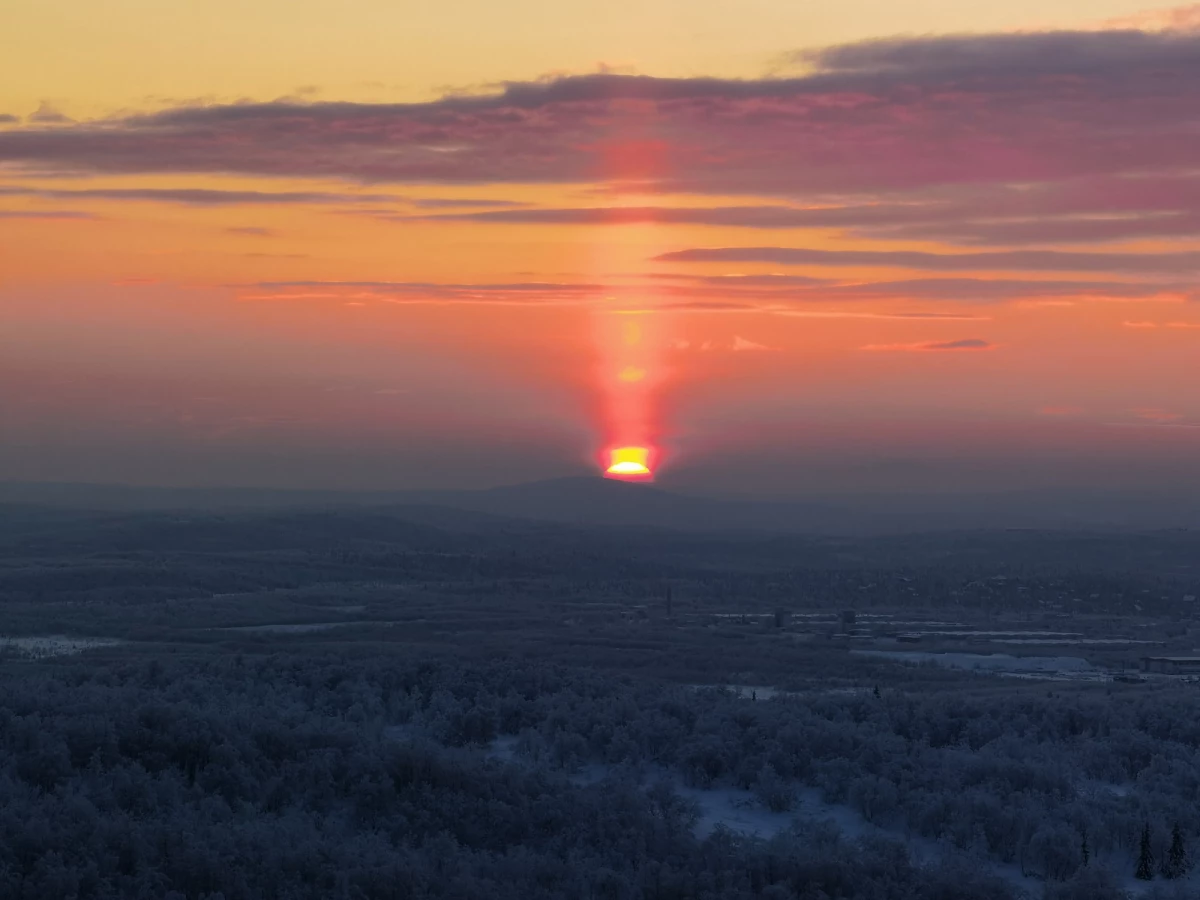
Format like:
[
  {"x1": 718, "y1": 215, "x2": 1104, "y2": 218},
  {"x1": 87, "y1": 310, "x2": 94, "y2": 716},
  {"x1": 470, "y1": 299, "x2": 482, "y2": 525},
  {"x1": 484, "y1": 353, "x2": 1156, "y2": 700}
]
[{"x1": 1, "y1": 505, "x2": 1199, "y2": 899}]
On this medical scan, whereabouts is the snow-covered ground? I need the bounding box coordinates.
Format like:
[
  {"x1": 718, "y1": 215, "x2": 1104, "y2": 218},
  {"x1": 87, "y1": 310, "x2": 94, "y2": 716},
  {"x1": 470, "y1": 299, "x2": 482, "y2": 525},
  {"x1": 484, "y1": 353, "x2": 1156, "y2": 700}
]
[
  {"x1": 687, "y1": 684, "x2": 788, "y2": 700},
  {"x1": 219, "y1": 620, "x2": 396, "y2": 633},
  {"x1": 852, "y1": 649, "x2": 1110, "y2": 681},
  {"x1": 689, "y1": 684, "x2": 874, "y2": 701},
  {"x1": 0, "y1": 635, "x2": 122, "y2": 659}
]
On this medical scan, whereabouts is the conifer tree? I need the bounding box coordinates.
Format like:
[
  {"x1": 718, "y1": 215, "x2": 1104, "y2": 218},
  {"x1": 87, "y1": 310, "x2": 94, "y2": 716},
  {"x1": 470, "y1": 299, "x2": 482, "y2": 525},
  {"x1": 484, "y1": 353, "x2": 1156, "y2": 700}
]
[
  {"x1": 1136, "y1": 823, "x2": 1155, "y2": 881},
  {"x1": 1163, "y1": 822, "x2": 1188, "y2": 879}
]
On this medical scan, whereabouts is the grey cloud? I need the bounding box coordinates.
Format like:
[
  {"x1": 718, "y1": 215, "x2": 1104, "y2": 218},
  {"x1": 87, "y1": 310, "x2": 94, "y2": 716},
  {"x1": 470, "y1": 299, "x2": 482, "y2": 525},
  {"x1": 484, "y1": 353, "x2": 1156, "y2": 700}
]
[
  {"x1": 243, "y1": 280, "x2": 608, "y2": 305},
  {"x1": 885, "y1": 312, "x2": 989, "y2": 319},
  {"x1": 238, "y1": 275, "x2": 1179, "y2": 309},
  {"x1": 877, "y1": 213, "x2": 1200, "y2": 245},
  {"x1": 654, "y1": 274, "x2": 1180, "y2": 304},
  {"x1": 225, "y1": 226, "x2": 276, "y2": 236},
  {"x1": 253, "y1": 279, "x2": 604, "y2": 291},
  {"x1": 840, "y1": 176, "x2": 1200, "y2": 244},
  {"x1": 863, "y1": 338, "x2": 995, "y2": 351},
  {"x1": 407, "y1": 206, "x2": 866, "y2": 228},
  {"x1": 776, "y1": 310, "x2": 992, "y2": 321},
  {"x1": 820, "y1": 278, "x2": 1181, "y2": 303},
  {"x1": 0, "y1": 185, "x2": 397, "y2": 206},
  {"x1": 395, "y1": 177, "x2": 1200, "y2": 244},
  {"x1": 0, "y1": 210, "x2": 99, "y2": 220},
  {"x1": 922, "y1": 339, "x2": 992, "y2": 351},
  {"x1": 0, "y1": 115, "x2": 18, "y2": 125},
  {"x1": 656, "y1": 273, "x2": 832, "y2": 287},
  {"x1": 658, "y1": 300, "x2": 760, "y2": 312},
  {"x1": 28, "y1": 103, "x2": 72, "y2": 124},
  {"x1": 653, "y1": 246, "x2": 1200, "y2": 274},
  {"x1": 409, "y1": 197, "x2": 530, "y2": 209}
]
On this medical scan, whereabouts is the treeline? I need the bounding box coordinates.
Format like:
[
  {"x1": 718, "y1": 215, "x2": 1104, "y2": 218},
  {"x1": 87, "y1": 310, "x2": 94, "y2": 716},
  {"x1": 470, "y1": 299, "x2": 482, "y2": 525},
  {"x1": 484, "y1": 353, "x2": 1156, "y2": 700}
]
[
  {"x1": 407, "y1": 666, "x2": 1200, "y2": 884},
  {"x1": 3, "y1": 656, "x2": 1199, "y2": 897},
  {"x1": 0, "y1": 654, "x2": 1032, "y2": 900}
]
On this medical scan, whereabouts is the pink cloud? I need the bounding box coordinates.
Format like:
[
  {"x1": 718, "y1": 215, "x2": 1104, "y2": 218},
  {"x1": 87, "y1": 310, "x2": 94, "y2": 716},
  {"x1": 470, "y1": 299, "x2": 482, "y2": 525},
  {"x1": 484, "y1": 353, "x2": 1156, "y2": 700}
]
[
  {"x1": 1038, "y1": 406, "x2": 1085, "y2": 416},
  {"x1": 1133, "y1": 407, "x2": 1185, "y2": 422}
]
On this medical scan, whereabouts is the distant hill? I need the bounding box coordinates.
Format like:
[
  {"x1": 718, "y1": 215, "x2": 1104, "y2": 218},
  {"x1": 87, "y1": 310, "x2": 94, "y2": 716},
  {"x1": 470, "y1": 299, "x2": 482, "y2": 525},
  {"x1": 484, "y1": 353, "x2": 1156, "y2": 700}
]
[
  {"x1": 2, "y1": 478, "x2": 1198, "y2": 534},
  {"x1": 0, "y1": 481, "x2": 380, "y2": 512},
  {"x1": 0, "y1": 477, "x2": 849, "y2": 533},
  {"x1": 397, "y1": 476, "x2": 847, "y2": 533},
  {"x1": 404, "y1": 477, "x2": 1200, "y2": 534}
]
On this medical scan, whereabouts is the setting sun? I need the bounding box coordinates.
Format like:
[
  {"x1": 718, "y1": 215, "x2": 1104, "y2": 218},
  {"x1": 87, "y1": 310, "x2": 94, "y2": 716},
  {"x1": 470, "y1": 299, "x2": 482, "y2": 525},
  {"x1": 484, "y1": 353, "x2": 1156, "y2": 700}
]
[{"x1": 605, "y1": 446, "x2": 652, "y2": 478}]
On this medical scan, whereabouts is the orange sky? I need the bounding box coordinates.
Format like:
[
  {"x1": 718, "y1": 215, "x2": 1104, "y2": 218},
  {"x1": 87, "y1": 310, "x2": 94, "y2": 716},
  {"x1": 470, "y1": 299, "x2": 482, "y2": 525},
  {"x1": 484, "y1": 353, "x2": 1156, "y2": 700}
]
[{"x1": 1, "y1": 1, "x2": 1199, "y2": 492}]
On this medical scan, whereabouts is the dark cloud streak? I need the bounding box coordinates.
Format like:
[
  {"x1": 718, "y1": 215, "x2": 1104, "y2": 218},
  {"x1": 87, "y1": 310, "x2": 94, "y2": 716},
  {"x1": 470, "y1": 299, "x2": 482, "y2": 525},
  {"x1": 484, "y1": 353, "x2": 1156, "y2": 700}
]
[
  {"x1": 408, "y1": 197, "x2": 530, "y2": 209},
  {"x1": 225, "y1": 226, "x2": 276, "y2": 236},
  {"x1": 654, "y1": 246, "x2": 1200, "y2": 274},
  {"x1": 242, "y1": 280, "x2": 609, "y2": 306},
  {"x1": 0, "y1": 209, "x2": 99, "y2": 220},
  {"x1": 0, "y1": 185, "x2": 397, "y2": 206},
  {"x1": 238, "y1": 276, "x2": 1183, "y2": 308},
  {"x1": 861, "y1": 338, "x2": 995, "y2": 351}
]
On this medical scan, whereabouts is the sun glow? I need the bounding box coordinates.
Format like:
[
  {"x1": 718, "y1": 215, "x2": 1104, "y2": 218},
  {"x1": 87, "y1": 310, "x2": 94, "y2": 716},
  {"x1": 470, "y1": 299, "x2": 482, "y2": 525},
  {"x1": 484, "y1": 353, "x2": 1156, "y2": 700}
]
[{"x1": 606, "y1": 446, "x2": 652, "y2": 478}]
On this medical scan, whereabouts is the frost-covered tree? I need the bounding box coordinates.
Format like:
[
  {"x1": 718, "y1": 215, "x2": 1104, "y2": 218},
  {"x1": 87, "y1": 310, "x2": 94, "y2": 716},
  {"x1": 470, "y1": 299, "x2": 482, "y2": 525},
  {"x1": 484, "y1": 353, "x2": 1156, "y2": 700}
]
[
  {"x1": 754, "y1": 763, "x2": 794, "y2": 813},
  {"x1": 1162, "y1": 822, "x2": 1188, "y2": 879},
  {"x1": 1137, "y1": 822, "x2": 1155, "y2": 881}
]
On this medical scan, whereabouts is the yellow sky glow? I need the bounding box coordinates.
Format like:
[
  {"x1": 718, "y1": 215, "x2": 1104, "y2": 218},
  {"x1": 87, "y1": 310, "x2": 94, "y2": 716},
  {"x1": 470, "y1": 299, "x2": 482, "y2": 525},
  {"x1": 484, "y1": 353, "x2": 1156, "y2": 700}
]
[{"x1": 0, "y1": 0, "x2": 1166, "y2": 118}]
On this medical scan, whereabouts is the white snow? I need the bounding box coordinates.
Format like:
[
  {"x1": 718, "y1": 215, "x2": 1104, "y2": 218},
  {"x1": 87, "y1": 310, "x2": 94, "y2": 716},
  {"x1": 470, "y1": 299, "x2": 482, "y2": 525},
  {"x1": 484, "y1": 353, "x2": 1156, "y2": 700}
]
[{"x1": 0, "y1": 635, "x2": 122, "y2": 658}]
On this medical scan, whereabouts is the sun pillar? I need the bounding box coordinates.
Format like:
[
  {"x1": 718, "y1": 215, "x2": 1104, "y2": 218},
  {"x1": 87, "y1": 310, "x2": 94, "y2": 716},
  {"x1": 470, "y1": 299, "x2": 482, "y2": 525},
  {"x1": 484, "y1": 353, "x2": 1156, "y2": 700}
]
[{"x1": 590, "y1": 100, "x2": 671, "y2": 482}]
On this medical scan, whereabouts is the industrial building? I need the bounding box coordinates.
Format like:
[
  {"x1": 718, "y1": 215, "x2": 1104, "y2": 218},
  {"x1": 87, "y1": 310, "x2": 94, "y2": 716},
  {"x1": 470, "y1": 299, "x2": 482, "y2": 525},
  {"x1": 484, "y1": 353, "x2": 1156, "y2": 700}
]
[{"x1": 1140, "y1": 657, "x2": 1200, "y2": 676}]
